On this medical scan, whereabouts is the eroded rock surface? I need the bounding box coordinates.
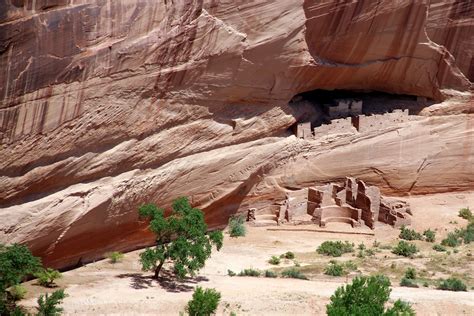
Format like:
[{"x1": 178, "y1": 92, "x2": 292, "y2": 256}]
[{"x1": 0, "y1": 0, "x2": 473, "y2": 268}]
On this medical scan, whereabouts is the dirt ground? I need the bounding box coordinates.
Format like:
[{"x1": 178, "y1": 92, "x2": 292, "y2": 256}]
[{"x1": 20, "y1": 191, "x2": 474, "y2": 315}]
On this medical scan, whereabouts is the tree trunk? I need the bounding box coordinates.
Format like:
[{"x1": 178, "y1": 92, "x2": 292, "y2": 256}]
[{"x1": 154, "y1": 260, "x2": 164, "y2": 279}]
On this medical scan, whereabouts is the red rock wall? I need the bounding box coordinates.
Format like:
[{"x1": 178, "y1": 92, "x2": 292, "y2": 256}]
[{"x1": 0, "y1": 0, "x2": 473, "y2": 268}]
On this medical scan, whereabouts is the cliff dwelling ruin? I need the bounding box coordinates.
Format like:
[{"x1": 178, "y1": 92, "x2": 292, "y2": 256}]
[
  {"x1": 289, "y1": 90, "x2": 430, "y2": 140},
  {"x1": 248, "y1": 177, "x2": 412, "y2": 230}
]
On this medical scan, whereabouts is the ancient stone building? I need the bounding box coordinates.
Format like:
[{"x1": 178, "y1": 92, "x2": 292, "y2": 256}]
[
  {"x1": 325, "y1": 99, "x2": 363, "y2": 119},
  {"x1": 353, "y1": 109, "x2": 410, "y2": 133},
  {"x1": 295, "y1": 122, "x2": 312, "y2": 139},
  {"x1": 279, "y1": 177, "x2": 411, "y2": 229},
  {"x1": 313, "y1": 117, "x2": 357, "y2": 139}
]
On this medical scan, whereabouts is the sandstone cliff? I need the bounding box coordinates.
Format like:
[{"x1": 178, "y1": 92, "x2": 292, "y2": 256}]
[{"x1": 0, "y1": 0, "x2": 473, "y2": 268}]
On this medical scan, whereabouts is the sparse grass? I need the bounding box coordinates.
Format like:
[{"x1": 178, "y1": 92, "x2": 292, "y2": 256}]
[
  {"x1": 404, "y1": 268, "x2": 416, "y2": 280},
  {"x1": 317, "y1": 241, "x2": 354, "y2": 257},
  {"x1": 227, "y1": 269, "x2": 236, "y2": 277},
  {"x1": 281, "y1": 268, "x2": 308, "y2": 280},
  {"x1": 441, "y1": 232, "x2": 462, "y2": 247}
]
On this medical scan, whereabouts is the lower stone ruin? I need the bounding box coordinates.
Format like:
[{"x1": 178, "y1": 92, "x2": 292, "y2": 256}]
[{"x1": 249, "y1": 177, "x2": 411, "y2": 229}]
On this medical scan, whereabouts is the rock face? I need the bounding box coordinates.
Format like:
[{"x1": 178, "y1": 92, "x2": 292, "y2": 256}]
[{"x1": 0, "y1": 0, "x2": 473, "y2": 268}]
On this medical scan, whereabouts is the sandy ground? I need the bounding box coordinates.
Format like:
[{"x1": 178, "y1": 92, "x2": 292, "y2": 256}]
[{"x1": 20, "y1": 191, "x2": 474, "y2": 315}]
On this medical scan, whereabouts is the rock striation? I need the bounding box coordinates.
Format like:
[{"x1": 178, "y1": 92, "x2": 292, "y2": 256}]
[{"x1": 0, "y1": 0, "x2": 473, "y2": 268}]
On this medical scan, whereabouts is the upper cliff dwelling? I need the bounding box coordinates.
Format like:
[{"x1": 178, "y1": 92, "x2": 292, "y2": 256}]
[{"x1": 289, "y1": 89, "x2": 432, "y2": 140}]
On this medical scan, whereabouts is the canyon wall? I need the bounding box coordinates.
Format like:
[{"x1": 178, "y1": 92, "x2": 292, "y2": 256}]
[{"x1": 0, "y1": 0, "x2": 473, "y2": 268}]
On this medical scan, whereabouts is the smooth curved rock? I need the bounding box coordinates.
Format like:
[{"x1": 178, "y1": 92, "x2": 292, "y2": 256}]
[{"x1": 0, "y1": 0, "x2": 473, "y2": 268}]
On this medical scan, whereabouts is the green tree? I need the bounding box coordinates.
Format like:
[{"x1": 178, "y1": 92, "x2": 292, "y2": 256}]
[
  {"x1": 0, "y1": 244, "x2": 42, "y2": 290},
  {"x1": 139, "y1": 197, "x2": 223, "y2": 279},
  {"x1": 36, "y1": 289, "x2": 68, "y2": 316},
  {"x1": 326, "y1": 275, "x2": 415, "y2": 316},
  {"x1": 186, "y1": 287, "x2": 221, "y2": 316}
]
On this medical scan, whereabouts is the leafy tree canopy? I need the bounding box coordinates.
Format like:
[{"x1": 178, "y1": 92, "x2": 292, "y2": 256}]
[{"x1": 139, "y1": 197, "x2": 223, "y2": 279}]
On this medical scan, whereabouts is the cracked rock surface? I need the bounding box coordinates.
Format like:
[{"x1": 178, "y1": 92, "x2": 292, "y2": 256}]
[{"x1": 0, "y1": 0, "x2": 473, "y2": 268}]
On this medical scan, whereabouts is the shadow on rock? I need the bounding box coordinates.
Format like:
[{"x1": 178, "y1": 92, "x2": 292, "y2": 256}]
[{"x1": 116, "y1": 270, "x2": 209, "y2": 293}]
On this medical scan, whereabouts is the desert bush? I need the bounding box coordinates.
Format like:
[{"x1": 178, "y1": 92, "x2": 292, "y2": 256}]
[
  {"x1": 186, "y1": 287, "x2": 221, "y2": 316},
  {"x1": 228, "y1": 215, "x2": 246, "y2": 238},
  {"x1": 423, "y1": 281, "x2": 429, "y2": 287},
  {"x1": 264, "y1": 270, "x2": 277, "y2": 278},
  {"x1": 432, "y1": 244, "x2": 446, "y2": 252},
  {"x1": 227, "y1": 270, "x2": 236, "y2": 277},
  {"x1": 344, "y1": 261, "x2": 358, "y2": 271},
  {"x1": 404, "y1": 268, "x2": 416, "y2": 280},
  {"x1": 392, "y1": 241, "x2": 418, "y2": 257},
  {"x1": 441, "y1": 232, "x2": 461, "y2": 247},
  {"x1": 366, "y1": 249, "x2": 375, "y2": 257},
  {"x1": 281, "y1": 268, "x2": 308, "y2": 280},
  {"x1": 317, "y1": 241, "x2": 354, "y2": 257},
  {"x1": 372, "y1": 240, "x2": 381, "y2": 248},
  {"x1": 35, "y1": 268, "x2": 62, "y2": 288},
  {"x1": 107, "y1": 251, "x2": 124, "y2": 264},
  {"x1": 459, "y1": 222, "x2": 474, "y2": 244},
  {"x1": 280, "y1": 251, "x2": 295, "y2": 259},
  {"x1": 36, "y1": 289, "x2": 68, "y2": 316},
  {"x1": 8, "y1": 285, "x2": 26, "y2": 301},
  {"x1": 138, "y1": 197, "x2": 223, "y2": 279},
  {"x1": 458, "y1": 207, "x2": 472, "y2": 220},
  {"x1": 326, "y1": 275, "x2": 415, "y2": 316},
  {"x1": 238, "y1": 269, "x2": 260, "y2": 277},
  {"x1": 400, "y1": 277, "x2": 418, "y2": 288},
  {"x1": 438, "y1": 278, "x2": 467, "y2": 292},
  {"x1": 423, "y1": 229, "x2": 436, "y2": 242},
  {"x1": 324, "y1": 262, "x2": 345, "y2": 277},
  {"x1": 399, "y1": 226, "x2": 422, "y2": 241},
  {"x1": 268, "y1": 256, "x2": 280, "y2": 265}
]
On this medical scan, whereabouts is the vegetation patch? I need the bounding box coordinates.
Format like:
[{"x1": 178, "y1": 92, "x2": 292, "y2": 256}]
[
  {"x1": 186, "y1": 287, "x2": 221, "y2": 316},
  {"x1": 228, "y1": 215, "x2": 246, "y2": 238},
  {"x1": 438, "y1": 277, "x2": 467, "y2": 292},
  {"x1": 106, "y1": 251, "x2": 124, "y2": 264},
  {"x1": 399, "y1": 226, "x2": 422, "y2": 241},
  {"x1": 281, "y1": 268, "x2": 308, "y2": 280},
  {"x1": 317, "y1": 241, "x2": 354, "y2": 257},
  {"x1": 324, "y1": 261, "x2": 345, "y2": 277},
  {"x1": 392, "y1": 241, "x2": 418, "y2": 257}
]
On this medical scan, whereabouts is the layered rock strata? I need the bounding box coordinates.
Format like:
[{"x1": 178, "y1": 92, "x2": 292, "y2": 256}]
[{"x1": 0, "y1": 0, "x2": 473, "y2": 268}]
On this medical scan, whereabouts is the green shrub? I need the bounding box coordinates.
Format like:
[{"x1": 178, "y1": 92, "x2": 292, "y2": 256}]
[
  {"x1": 8, "y1": 284, "x2": 27, "y2": 301},
  {"x1": 458, "y1": 207, "x2": 472, "y2": 220},
  {"x1": 268, "y1": 256, "x2": 280, "y2": 265},
  {"x1": 317, "y1": 241, "x2": 354, "y2": 257},
  {"x1": 459, "y1": 222, "x2": 474, "y2": 244},
  {"x1": 399, "y1": 226, "x2": 422, "y2": 241},
  {"x1": 423, "y1": 229, "x2": 436, "y2": 242},
  {"x1": 281, "y1": 268, "x2": 308, "y2": 280},
  {"x1": 441, "y1": 232, "x2": 461, "y2": 247},
  {"x1": 36, "y1": 289, "x2": 67, "y2": 316},
  {"x1": 238, "y1": 269, "x2": 260, "y2": 277},
  {"x1": 326, "y1": 275, "x2": 415, "y2": 316},
  {"x1": 228, "y1": 215, "x2": 246, "y2": 237},
  {"x1": 325, "y1": 262, "x2": 345, "y2": 277},
  {"x1": 392, "y1": 241, "x2": 418, "y2": 257},
  {"x1": 400, "y1": 277, "x2": 418, "y2": 288},
  {"x1": 186, "y1": 287, "x2": 221, "y2": 316},
  {"x1": 344, "y1": 261, "x2": 358, "y2": 271},
  {"x1": 423, "y1": 281, "x2": 429, "y2": 287},
  {"x1": 404, "y1": 268, "x2": 416, "y2": 280},
  {"x1": 438, "y1": 278, "x2": 467, "y2": 292},
  {"x1": 358, "y1": 243, "x2": 366, "y2": 251},
  {"x1": 227, "y1": 270, "x2": 236, "y2": 277},
  {"x1": 280, "y1": 251, "x2": 295, "y2": 259},
  {"x1": 264, "y1": 270, "x2": 277, "y2": 278},
  {"x1": 107, "y1": 251, "x2": 124, "y2": 264},
  {"x1": 432, "y1": 244, "x2": 446, "y2": 252},
  {"x1": 35, "y1": 268, "x2": 62, "y2": 288}
]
